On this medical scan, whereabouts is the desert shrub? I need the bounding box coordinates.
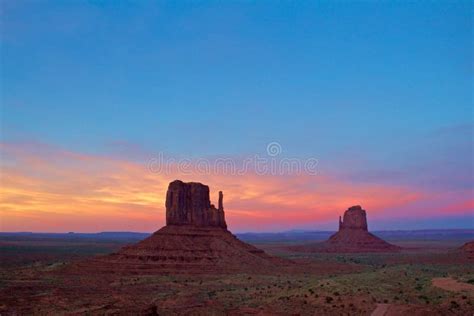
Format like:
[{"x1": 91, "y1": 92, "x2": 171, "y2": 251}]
[
  {"x1": 325, "y1": 296, "x2": 333, "y2": 303},
  {"x1": 207, "y1": 291, "x2": 216, "y2": 298},
  {"x1": 147, "y1": 304, "x2": 159, "y2": 316}
]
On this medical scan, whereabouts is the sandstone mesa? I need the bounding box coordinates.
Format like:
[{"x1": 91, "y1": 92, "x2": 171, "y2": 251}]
[{"x1": 292, "y1": 205, "x2": 400, "y2": 253}]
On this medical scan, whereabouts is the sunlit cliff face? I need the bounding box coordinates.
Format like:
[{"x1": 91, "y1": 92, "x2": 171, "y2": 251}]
[{"x1": 0, "y1": 142, "x2": 472, "y2": 233}]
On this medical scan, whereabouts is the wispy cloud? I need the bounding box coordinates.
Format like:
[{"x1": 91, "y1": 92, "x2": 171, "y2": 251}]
[{"x1": 0, "y1": 141, "x2": 471, "y2": 232}]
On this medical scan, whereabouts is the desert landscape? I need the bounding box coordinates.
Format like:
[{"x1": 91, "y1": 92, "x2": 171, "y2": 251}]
[
  {"x1": 1, "y1": 181, "x2": 473, "y2": 315},
  {"x1": 1, "y1": 1, "x2": 472, "y2": 315}
]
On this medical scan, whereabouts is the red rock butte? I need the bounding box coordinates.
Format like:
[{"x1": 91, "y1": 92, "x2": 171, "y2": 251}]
[
  {"x1": 82, "y1": 180, "x2": 286, "y2": 273},
  {"x1": 338, "y1": 205, "x2": 368, "y2": 231},
  {"x1": 292, "y1": 205, "x2": 400, "y2": 253},
  {"x1": 460, "y1": 241, "x2": 474, "y2": 260},
  {"x1": 165, "y1": 180, "x2": 227, "y2": 228}
]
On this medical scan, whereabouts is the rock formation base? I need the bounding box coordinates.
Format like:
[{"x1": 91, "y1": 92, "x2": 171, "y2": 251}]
[
  {"x1": 461, "y1": 241, "x2": 474, "y2": 259},
  {"x1": 93, "y1": 225, "x2": 285, "y2": 273},
  {"x1": 323, "y1": 229, "x2": 400, "y2": 253}
]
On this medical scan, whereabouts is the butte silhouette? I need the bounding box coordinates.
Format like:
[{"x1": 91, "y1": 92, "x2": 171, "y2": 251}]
[
  {"x1": 293, "y1": 205, "x2": 400, "y2": 253},
  {"x1": 461, "y1": 241, "x2": 474, "y2": 260},
  {"x1": 91, "y1": 180, "x2": 285, "y2": 273}
]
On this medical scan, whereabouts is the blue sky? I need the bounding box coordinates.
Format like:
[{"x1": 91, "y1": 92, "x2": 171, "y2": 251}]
[{"x1": 1, "y1": 1, "x2": 473, "y2": 232}]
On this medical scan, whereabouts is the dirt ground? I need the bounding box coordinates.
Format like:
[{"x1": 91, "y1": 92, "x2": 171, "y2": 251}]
[
  {"x1": 432, "y1": 277, "x2": 474, "y2": 294},
  {"x1": 1, "y1": 238, "x2": 473, "y2": 315}
]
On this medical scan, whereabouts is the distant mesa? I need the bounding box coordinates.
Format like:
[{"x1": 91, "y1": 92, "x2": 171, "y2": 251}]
[
  {"x1": 460, "y1": 241, "x2": 474, "y2": 259},
  {"x1": 327, "y1": 205, "x2": 400, "y2": 252},
  {"x1": 338, "y1": 205, "x2": 368, "y2": 231},
  {"x1": 85, "y1": 180, "x2": 286, "y2": 273},
  {"x1": 292, "y1": 205, "x2": 400, "y2": 253}
]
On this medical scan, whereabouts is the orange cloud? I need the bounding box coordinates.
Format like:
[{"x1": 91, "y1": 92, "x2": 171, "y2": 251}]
[{"x1": 0, "y1": 142, "x2": 466, "y2": 232}]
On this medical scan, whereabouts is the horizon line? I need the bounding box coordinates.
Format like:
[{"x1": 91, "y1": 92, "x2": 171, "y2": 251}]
[{"x1": 1, "y1": 228, "x2": 473, "y2": 235}]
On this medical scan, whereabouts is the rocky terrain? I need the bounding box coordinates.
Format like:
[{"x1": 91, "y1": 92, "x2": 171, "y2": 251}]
[{"x1": 1, "y1": 234, "x2": 472, "y2": 315}]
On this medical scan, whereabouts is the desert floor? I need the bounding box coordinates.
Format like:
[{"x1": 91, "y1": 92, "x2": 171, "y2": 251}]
[{"x1": 0, "y1": 234, "x2": 473, "y2": 315}]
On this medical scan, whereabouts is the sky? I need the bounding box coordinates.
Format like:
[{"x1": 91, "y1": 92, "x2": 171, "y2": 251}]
[{"x1": 1, "y1": 1, "x2": 473, "y2": 233}]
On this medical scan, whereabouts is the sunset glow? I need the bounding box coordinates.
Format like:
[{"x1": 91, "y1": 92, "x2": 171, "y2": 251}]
[{"x1": 1, "y1": 142, "x2": 471, "y2": 232}]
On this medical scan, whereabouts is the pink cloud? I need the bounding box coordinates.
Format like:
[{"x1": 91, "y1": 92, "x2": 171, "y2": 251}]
[{"x1": 0, "y1": 141, "x2": 469, "y2": 232}]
